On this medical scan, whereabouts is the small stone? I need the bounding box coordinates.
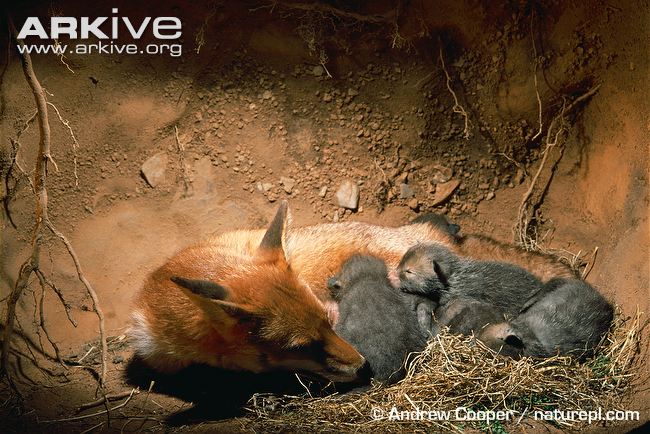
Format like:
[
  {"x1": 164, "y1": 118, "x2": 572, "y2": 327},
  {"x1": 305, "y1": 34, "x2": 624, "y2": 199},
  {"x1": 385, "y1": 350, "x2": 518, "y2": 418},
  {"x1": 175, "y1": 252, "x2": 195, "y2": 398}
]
[
  {"x1": 478, "y1": 183, "x2": 490, "y2": 190},
  {"x1": 280, "y1": 177, "x2": 296, "y2": 194},
  {"x1": 399, "y1": 183, "x2": 414, "y2": 199},
  {"x1": 313, "y1": 65, "x2": 324, "y2": 76},
  {"x1": 262, "y1": 183, "x2": 273, "y2": 192},
  {"x1": 319, "y1": 186, "x2": 328, "y2": 198},
  {"x1": 486, "y1": 191, "x2": 495, "y2": 201},
  {"x1": 322, "y1": 93, "x2": 332, "y2": 102},
  {"x1": 262, "y1": 90, "x2": 272, "y2": 100},
  {"x1": 408, "y1": 198, "x2": 419, "y2": 210},
  {"x1": 429, "y1": 164, "x2": 453, "y2": 183},
  {"x1": 141, "y1": 152, "x2": 168, "y2": 187},
  {"x1": 514, "y1": 168, "x2": 525, "y2": 185},
  {"x1": 112, "y1": 355, "x2": 124, "y2": 364},
  {"x1": 335, "y1": 180, "x2": 360, "y2": 210},
  {"x1": 431, "y1": 179, "x2": 460, "y2": 206}
]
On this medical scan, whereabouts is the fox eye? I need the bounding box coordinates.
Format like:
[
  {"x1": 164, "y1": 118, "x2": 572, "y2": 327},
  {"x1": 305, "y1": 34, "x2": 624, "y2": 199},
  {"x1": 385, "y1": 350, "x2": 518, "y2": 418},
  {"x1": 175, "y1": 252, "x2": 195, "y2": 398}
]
[
  {"x1": 404, "y1": 269, "x2": 414, "y2": 275},
  {"x1": 287, "y1": 336, "x2": 313, "y2": 349}
]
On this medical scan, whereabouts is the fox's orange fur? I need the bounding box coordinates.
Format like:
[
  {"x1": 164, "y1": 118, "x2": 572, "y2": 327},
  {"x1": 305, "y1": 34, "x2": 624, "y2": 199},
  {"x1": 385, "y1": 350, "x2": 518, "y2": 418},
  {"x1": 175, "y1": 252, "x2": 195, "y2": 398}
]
[
  {"x1": 457, "y1": 234, "x2": 576, "y2": 281},
  {"x1": 131, "y1": 202, "x2": 572, "y2": 380}
]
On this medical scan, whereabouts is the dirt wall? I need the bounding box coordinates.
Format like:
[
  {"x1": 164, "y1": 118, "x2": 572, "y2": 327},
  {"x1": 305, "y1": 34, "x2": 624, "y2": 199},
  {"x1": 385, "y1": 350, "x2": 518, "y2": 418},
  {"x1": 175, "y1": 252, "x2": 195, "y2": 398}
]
[{"x1": 1, "y1": 0, "x2": 648, "y2": 432}]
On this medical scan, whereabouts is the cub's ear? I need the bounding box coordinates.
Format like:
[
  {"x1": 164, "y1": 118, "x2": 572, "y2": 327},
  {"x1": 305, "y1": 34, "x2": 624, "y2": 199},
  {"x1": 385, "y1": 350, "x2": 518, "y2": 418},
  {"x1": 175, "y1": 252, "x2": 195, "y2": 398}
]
[
  {"x1": 432, "y1": 261, "x2": 451, "y2": 286},
  {"x1": 327, "y1": 276, "x2": 343, "y2": 300},
  {"x1": 255, "y1": 200, "x2": 290, "y2": 264},
  {"x1": 170, "y1": 276, "x2": 254, "y2": 319}
]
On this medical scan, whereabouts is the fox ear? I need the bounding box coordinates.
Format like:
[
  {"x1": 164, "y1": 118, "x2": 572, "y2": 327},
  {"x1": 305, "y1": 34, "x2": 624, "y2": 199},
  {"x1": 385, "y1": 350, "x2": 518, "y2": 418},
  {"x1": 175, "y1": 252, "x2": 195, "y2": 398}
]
[
  {"x1": 170, "y1": 276, "x2": 229, "y2": 300},
  {"x1": 255, "y1": 200, "x2": 290, "y2": 264},
  {"x1": 170, "y1": 276, "x2": 254, "y2": 319}
]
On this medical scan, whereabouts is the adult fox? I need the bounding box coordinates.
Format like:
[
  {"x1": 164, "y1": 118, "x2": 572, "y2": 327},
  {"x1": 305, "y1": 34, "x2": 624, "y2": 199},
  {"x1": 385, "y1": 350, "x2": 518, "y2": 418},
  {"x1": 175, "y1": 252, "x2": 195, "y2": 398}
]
[{"x1": 131, "y1": 201, "x2": 573, "y2": 381}]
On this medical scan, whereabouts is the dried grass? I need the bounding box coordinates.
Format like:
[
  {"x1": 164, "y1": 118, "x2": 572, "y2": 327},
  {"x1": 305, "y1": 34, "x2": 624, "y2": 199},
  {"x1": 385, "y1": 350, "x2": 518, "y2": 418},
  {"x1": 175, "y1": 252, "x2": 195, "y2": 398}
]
[{"x1": 245, "y1": 308, "x2": 642, "y2": 432}]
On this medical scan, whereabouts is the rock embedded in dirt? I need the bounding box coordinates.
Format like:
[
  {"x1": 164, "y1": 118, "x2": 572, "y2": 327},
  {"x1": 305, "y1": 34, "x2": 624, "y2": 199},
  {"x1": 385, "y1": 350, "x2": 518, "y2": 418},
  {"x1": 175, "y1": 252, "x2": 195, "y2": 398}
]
[
  {"x1": 319, "y1": 186, "x2": 328, "y2": 198},
  {"x1": 399, "y1": 183, "x2": 415, "y2": 199},
  {"x1": 486, "y1": 191, "x2": 495, "y2": 201},
  {"x1": 312, "y1": 65, "x2": 324, "y2": 77},
  {"x1": 280, "y1": 177, "x2": 296, "y2": 194},
  {"x1": 408, "y1": 198, "x2": 419, "y2": 210},
  {"x1": 336, "y1": 180, "x2": 360, "y2": 210},
  {"x1": 141, "y1": 152, "x2": 168, "y2": 187},
  {"x1": 431, "y1": 179, "x2": 460, "y2": 206},
  {"x1": 428, "y1": 164, "x2": 453, "y2": 183}
]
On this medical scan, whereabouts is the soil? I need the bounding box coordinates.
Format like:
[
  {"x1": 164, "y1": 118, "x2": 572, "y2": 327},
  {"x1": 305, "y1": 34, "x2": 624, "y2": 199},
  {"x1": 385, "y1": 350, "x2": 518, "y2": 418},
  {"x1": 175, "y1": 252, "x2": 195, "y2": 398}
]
[{"x1": 1, "y1": 0, "x2": 648, "y2": 433}]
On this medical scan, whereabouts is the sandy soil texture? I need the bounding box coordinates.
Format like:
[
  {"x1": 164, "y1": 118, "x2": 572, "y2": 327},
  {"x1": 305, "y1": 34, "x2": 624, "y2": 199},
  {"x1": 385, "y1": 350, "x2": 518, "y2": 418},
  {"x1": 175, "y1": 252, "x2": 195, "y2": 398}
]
[{"x1": 1, "y1": 1, "x2": 648, "y2": 432}]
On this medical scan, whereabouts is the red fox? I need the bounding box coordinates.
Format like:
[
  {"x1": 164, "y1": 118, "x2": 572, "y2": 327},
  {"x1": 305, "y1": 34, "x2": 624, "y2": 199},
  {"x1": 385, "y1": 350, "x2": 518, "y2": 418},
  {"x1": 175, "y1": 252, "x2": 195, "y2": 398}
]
[{"x1": 131, "y1": 201, "x2": 572, "y2": 380}]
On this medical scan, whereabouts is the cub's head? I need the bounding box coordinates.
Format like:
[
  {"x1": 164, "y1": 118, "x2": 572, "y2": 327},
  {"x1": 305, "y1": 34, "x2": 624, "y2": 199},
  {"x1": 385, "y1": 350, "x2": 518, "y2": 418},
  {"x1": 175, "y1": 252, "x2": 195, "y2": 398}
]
[
  {"x1": 327, "y1": 254, "x2": 389, "y2": 301},
  {"x1": 397, "y1": 243, "x2": 458, "y2": 296},
  {"x1": 170, "y1": 201, "x2": 365, "y2": 382},
  {"x1": 478, "y1": 322, "x2": 526, "y2": 358}
]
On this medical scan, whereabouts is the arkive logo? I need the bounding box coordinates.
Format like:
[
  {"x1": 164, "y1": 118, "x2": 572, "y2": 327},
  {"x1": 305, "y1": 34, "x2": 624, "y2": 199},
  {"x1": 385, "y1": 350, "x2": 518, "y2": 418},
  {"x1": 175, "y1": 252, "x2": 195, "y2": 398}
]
[
  {"x1": 17, "y1": 8, "x2": 182, "y2": 40},
  {"x1": 16, "y1": 8, "x2": 183, "y2": 58}
]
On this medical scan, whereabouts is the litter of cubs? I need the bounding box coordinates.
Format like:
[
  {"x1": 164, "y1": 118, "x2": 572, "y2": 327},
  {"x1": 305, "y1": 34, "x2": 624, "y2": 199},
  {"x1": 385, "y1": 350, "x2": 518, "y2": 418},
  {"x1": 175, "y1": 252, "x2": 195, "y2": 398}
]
[{"x1": 129, "y1": 201, "x2": 639, "y2": 431}]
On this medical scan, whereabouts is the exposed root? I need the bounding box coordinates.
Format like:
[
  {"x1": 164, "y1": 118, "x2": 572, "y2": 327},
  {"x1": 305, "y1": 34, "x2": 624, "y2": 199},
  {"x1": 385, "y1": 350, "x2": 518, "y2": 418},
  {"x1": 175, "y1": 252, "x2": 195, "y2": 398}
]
[
  {"x1": 46, "y1": 220, "x2": 107, "y2": 383},
  {"x1": 173, "y1": 125, "x2": 190, "y2": 196},
  {"x1": 438, "y1": 45, "x2": 472, "y2": 140},
  {"x1": 47, "y1": 101, "x2": 79, "y2": 187},
  {"x1": 78, "y1": 390, "x2": 140, "y2": 412},
  {"x1": 530, "y1": 10, "x2": 543, "y2": 141},
  {"x1": 53, "y1": 40, "x2": 74, "y2": 74},
  {"x1": 40, "y1": 388, "x2": 139, "y2": 423},
  {"x1": 389, "y1": 23, "x2": 408, "y2": 50},
  {"x1": 514, "y1": 85, "x2": 601, "y2": 248},
  {"x1": 3, "y1": 111, "x2": 37, "y2": 227},
  {"x1": 194, "y1": 1, "x2": 220, "y2": 54},
  {"x1": 253, "y1": 1, "x2": 396, "y2": 24},
  {"x1": 34, "y1": 271, "x2": 64, "y2": 365},
  {"x1": 1, "y1": 16, "x2": 108, "y2": 392},
  {"x1": 581, "y1": 247, "x2": 599, "y2": 279}
]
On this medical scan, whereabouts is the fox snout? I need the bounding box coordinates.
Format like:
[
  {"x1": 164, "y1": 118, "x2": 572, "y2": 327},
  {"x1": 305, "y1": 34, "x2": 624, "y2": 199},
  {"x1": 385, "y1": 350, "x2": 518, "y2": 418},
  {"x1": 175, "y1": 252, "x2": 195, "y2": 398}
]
[{"x1": 321, "y1": 330, "x2": 366, "y2": 382}]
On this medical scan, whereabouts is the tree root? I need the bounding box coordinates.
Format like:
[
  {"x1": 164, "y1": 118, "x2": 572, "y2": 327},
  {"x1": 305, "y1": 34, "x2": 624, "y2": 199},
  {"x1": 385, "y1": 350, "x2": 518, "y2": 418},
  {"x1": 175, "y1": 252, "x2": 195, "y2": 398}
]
[{"x1": 1, "y1": 16, "x2": 108, "y2": 392}]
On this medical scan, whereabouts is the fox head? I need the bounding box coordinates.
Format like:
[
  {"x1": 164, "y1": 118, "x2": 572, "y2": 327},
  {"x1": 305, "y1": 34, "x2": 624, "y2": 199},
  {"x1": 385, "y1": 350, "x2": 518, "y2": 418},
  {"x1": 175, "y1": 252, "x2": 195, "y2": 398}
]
[{"x1": 169, "y1": 201, "x2": 365, "y2": 382}]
